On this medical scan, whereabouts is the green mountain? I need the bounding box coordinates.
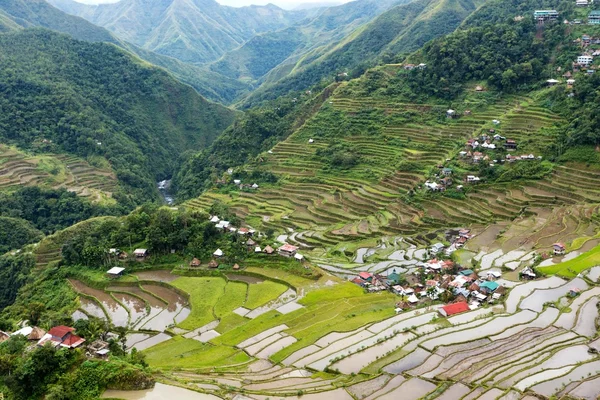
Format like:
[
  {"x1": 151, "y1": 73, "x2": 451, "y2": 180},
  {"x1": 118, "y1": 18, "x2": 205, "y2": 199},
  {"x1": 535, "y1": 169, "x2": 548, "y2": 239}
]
[
  {"x1": 0, "y1": 28, "x2": 236, "y2": 204},
  {"x1": 209, "y1": 0, "x2": 405, "y2": 83},
  {"x1": 241, "y1": 0, "x2": 486, "y2": 107},
  {"x1": 48, "y1": 0, "x2": 312, "y2": 65},
  {"x1": 0, "y1": 0, "x2": 250, "y2": 103}
]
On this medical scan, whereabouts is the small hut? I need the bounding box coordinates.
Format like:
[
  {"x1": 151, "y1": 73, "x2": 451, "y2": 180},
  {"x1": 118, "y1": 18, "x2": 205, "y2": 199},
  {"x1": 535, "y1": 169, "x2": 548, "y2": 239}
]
[
  {"x1": 233, "y1": 263, "x2": 240, "y2": 270},
  {"x1": 264, "y1": 245, "x2": 275, "y2": 255},
  {"x1": 0, "y1": 331, "x2": 9, "y2": 343},
  {"x1": 189, "y1": 258, "x2": 201, "y2": 267},
  {"x1": 208, "y1": 259, "x2": 219, "y2": 269}
]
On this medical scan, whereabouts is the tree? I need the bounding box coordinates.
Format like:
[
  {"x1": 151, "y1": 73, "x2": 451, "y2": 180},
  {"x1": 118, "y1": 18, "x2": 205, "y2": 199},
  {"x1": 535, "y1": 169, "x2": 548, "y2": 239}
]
[{"x1": 26, "y1": 302, "x2": 46, "y2": 326}]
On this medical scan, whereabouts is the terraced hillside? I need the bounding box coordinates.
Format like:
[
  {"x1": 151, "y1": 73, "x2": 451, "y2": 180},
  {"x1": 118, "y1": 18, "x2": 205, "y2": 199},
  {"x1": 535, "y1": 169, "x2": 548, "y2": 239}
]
[
  {"x1": 128, "y1": 263, "x2": 600, "y2": 400},
  {"x1": 185, "y1": 78, "x2": 569, "y2": 250},
  {"x1": 0, "y1": 145, "x2": 117, "y2": 202}
]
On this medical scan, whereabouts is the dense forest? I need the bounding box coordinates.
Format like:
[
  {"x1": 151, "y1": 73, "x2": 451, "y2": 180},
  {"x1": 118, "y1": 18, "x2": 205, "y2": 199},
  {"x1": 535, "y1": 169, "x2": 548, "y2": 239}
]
[{"x1": 0, "y1": 29, "x2": 235, "y2": 204}]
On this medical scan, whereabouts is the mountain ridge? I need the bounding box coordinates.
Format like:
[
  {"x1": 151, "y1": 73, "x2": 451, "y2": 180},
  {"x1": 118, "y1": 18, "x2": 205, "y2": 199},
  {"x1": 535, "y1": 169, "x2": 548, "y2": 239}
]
[{"x1": 48, "y1": 0, "x2": 314, "y2": 64}]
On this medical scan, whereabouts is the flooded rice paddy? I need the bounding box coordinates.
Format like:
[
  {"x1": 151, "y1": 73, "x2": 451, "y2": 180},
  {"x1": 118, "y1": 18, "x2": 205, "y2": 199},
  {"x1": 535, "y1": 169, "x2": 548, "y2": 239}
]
[
  {"x1": 102, "y1": 383, "x2": 219, "y2": 399},
  {"x1": 70, "y1": 280, "x2": 129, "y2": 326}
]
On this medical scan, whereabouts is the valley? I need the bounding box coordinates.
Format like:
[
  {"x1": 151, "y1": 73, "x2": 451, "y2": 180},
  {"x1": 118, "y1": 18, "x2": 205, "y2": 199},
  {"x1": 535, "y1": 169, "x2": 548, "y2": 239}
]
[{"x1": 1, "y1": 0, "x2": 600, "y2": 399}]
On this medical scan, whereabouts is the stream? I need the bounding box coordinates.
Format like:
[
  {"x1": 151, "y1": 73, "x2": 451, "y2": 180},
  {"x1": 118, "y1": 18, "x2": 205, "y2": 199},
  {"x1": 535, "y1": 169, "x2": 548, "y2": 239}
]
[{"x1": 158, "y1": 180, "x2": 174, "y2": 205}]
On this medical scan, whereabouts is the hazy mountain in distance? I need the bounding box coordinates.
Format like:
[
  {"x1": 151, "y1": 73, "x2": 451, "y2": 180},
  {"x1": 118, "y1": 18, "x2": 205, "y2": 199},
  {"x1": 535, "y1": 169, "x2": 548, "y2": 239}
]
[
  {"x1": 48, "y1": 0, "x2": 314, "y2": 64},
  {"x1": 241, "y1": 0, "x2": 485, "y2": 107},
  {"x1": 0, "y1": 0, "x2": 251, "y2": 103},
  {"x1": 209, "y1": 0, "x2": 405, "y2": 83},
  {"x1": 292, "y1": 1, "x2": 344, "y2": 9}
]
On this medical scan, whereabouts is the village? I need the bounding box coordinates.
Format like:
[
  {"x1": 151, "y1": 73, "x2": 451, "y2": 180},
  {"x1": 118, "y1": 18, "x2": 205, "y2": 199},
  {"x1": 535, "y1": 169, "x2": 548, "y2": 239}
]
[{"x1": 348, "y1": 230, "x2": 580, "y2": 319}]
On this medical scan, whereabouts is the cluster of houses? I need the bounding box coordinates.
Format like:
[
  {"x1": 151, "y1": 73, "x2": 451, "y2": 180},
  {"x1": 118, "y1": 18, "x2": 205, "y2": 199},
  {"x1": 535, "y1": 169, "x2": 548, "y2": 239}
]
[
  {"x1": 216, "y1": 176, "x2": 259, "y2": 190},
  {"x1": 107, "y1": 247, "x2": 149, "y2": 261},
  {"x1": 424, "y1": 167, "x2": 454, "y2": 191},
  {"x1": 0, "y1": 325, "x2": 115, "y2": 358},
  {"x1": 184, "y1": 215, "x2": 305, "y2": 269},
  {"x1": 2, "y1": 325, "x2": 86, "y2": 350},
  {"x1": 443, "y1": 228, "x2": 473, "y2": 255},
  {"x1": 350, "y1": 257, "x2": 507, "y2": 314},
  {"x1": 535, "y1": 8, "x2": 600, "y2": 25}
]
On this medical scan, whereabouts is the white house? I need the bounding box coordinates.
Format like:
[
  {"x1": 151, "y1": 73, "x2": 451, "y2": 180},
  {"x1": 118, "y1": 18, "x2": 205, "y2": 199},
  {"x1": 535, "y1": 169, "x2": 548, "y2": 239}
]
[
  {"x1": 430, "y1": 243, "x2": 445, "y2": 254},
  {"x1": 213, "y1": 249, "x2": 224, "y2": 257},
  {"x1": 210, "y1": 216, "x2": 220, "y2": 223},
  {"x1": 466, "y1": 175, "x2": 480, "y2": 183},
  {"x1": 577, "y1": 55, "x2": 594, "y2": 65},
  {"x1": 234, "y1": 179, "x2": 241, "y2": 185}
]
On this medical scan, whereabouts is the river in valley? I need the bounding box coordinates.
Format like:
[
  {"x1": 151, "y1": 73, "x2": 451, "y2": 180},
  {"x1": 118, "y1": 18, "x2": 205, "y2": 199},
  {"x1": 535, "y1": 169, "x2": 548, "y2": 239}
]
[{"x1": 157, "y1": 180, "x2": 174, "y2": 205}]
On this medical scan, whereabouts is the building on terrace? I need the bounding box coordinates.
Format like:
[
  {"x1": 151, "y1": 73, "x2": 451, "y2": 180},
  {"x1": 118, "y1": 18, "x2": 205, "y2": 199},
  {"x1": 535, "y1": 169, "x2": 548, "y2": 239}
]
[
  {"x1": 278, "y1": 243, "x2": 299, "y2": 257},
  {"x1": 589, "y1": 10, "x2": 600, "y2": 24},
  {"x1": 439, "y1": 302, "x2": 469, "y2": 317},
  {"x1": 534, "y1": 10, "x2": 559, "y2": 23},
  {"x1": 553, "y1": 242, "x2": 566, "y2": 255}
]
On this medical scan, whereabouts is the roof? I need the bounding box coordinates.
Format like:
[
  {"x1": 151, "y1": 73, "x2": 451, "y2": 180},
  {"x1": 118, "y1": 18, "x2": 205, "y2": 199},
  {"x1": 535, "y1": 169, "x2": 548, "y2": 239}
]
[
  {"x1": 480, "y1": 281, "x2": 500, "y2": 291},
  {"x1": 359, "y1": 271, "x2": 373, "y2": 279},
  {"x1": 96, "y1": 349, "x2": 110, "y2": 355},
  {"x1": 553, "y1": 242, "x2": 566, "y2": 249},
  {"x1": 294, "y1": 253, "x2": 304, "y2": 260},
  {"x1": 213, "y1": 249, "x2": 223, "y2": 256},
  {"x1": 264, "y1": 245, "x2": 275, "y2": 254},
  {"x1": 279, "y1": 244, "x2": 299, "y2": 253},
  {"x1": 459, "y1": 269, "x2": 474, "y2": 276},
  {"x1": 441, "y1": 302, "x2": 470, "y2": 316},
  {"x1": 0, "y1": 331, "x2": 10, "y2": 342},
  {"x1": 189, "y1": 258, "x2": 201, "y2": 266},
  {"x1": 208, "y1": 259, "x2": 219, "y2": 268},
  {"x1": 61, "y1": 334, "x2": 85, "y2": 348},
  {"x1": 107, "y1": 267, "x2": 125, "y2": 275},
  {"x1": 48, "y1": 326, "x2": 75, "y2": 338}
]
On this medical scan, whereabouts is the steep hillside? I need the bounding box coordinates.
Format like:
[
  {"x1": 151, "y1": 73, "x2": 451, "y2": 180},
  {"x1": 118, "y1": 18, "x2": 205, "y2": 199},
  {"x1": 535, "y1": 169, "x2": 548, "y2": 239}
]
[
  {"x1": 0, "y1": 0, "x2": 118, "y2": 43},
  {"x1": 181, "y1": 2, "x2": 600, "y2": 249},
  {"x1": 0, "y1": 0, "x2": 250, "y2": 103},
  {"x1": 0, "y1": 29, "x2": 236, "y2": 204},
  {"x1": 48, "y1": 0, "x2": 312, "y2": 64},
  {"x1": 209, "y1": 0, "x2": 405, "y2": 82},
  {"x1": 241, "y1": 0, "x2": 485, "y2": 107}
]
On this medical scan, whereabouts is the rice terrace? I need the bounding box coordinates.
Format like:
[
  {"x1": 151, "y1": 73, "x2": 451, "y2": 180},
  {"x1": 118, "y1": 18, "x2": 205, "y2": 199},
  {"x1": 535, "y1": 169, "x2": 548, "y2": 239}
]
[
  {"x1": 3, "y1": 0, "x2": 600, "y2": 399},
  {"x1": 54, "y1": 76, "x2": 600, "y2": 399}
]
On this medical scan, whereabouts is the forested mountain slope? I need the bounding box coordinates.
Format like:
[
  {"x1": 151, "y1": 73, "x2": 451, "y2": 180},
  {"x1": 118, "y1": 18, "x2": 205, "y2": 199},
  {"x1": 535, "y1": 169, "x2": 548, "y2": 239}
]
[
  {"x1": 48, "y1": 0, "x2": 312, "y2": 64},
  {"x1": 241, "y1": 0, "x2": 485, "y2": 107},
  {"x1": 0, "y1": 29, "x2": 236, "y2": 205},
  {"x1": 0, "y1": 0, "x2": 249, "y2": 103},
  {"x1": 209, "y1": 0, "x2": 406, "y2": 82}
]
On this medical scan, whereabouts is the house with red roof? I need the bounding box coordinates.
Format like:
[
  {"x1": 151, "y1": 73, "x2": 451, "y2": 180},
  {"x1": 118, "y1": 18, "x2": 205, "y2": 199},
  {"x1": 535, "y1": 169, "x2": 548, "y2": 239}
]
[
  {"x1": 278, "y1": 243, "x2": 299, "y2": 257},
  {"x1": 358, "y1": 271, "x2": 374, "y2": 282},
  {"x1": 438, "y1": 302, "x2": 470, "y2": 317},
  {"x1": 37, "y1": 326, "x2": 85, "y2": 349}
]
